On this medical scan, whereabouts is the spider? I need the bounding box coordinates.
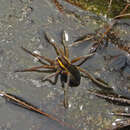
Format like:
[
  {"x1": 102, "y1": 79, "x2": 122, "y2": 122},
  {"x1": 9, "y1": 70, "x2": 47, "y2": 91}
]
[{"x1": 16, "y1": 31, "x2": 109, "y2": 108}]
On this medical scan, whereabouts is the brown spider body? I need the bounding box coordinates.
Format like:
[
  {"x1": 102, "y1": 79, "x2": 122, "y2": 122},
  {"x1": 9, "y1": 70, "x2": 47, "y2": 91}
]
[
  {"x1": 60, "y1": 67, "x2": 81, "y2": 87},
  {"x1": 57, "y1": 55, "x2": 81, "y2": 87},
  {"x1": 16, "y1": 31, "x2": 108, "y2": 108}
]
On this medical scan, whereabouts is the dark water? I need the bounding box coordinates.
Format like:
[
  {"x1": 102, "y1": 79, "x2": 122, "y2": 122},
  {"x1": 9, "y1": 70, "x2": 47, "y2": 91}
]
[{"x1": 0, "y1": 0, "x2": 130, "y2": 130}]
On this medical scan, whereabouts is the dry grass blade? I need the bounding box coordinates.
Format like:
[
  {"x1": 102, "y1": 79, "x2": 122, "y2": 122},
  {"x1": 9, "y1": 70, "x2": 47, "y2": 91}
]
[
  {"x1": 114, "y1": 13, "x2": 130, "y2": 19},
  {"x1": 118, "y1": 4, "x2": 130, "y2": 16},
  {"x1": 113, "y1": 112, "x2": 130, "y2": 117},
  {"x1": 87, "y1": 90, "x2": 130, "y2": 106},
  {"x1": 0, "y1": 90, "x2": 75, "y2": 129},
  {"x1": 107, "y1": 0, "x2": 113, "y2": 13},
  {"x1": 91, "y1": 4, "x2": 130, "y2": 53}
]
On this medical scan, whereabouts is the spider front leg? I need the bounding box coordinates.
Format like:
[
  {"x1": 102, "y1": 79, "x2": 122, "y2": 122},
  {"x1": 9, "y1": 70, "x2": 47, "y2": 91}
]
[
  {"x1": 61, "y1": 30, "x2": 69, "y2": 58},
  {"x1": 68, "y1": 34, "x2": 94, "y2": 47},
  {"x1": 45, "y1": 32, "x2": 64, "y2": 56},
  {"x1": 71, "y1": 53, "x2": 95, "y2": 66}
]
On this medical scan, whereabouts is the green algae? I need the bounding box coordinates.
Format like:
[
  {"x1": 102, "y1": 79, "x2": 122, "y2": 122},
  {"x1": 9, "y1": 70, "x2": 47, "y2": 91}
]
[{"x1": 65, "y1": 0, "x2": 129, "y2": 18}]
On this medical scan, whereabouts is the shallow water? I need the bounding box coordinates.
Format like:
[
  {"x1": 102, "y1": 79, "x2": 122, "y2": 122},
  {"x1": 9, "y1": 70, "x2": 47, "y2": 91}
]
[{"x1": 0, "y1": 0, "x2": 130, "y2": 130}]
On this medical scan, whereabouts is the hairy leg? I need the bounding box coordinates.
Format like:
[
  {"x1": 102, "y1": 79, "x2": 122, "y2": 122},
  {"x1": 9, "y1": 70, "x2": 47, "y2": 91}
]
[
  {"x1": 63, "y1": 73, "x2": 70, "y2": 108},
  {"x1": 78, "y1": 67, "x2": 112, "y2": 91},
  {"x1": 69, "y1": 35, "x2": 94, "y2": 47},
  {"x1": 71, "y1": 53, "x2": 95, "y2": 65},
  {"x1": 45, "y1": 32, "x2": 64, "y2": 56},
  {"x1": 15, "y1": 65, "x2": 56, "y2": 73},
  {"x1": 21, "y1": 47, "x2": 54, "y2": 65},
  {"x1": 61, "y1": 30, "x2": 69, "y2": 58},
  {"x1": 42, "y1": 72, "x2": 60, "y2": 85},
  {"x1": 41, "y1": 70, "x2": 60, "y2": 81}
]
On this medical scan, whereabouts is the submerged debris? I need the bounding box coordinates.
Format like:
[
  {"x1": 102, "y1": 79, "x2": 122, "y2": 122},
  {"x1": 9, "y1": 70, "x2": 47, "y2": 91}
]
[
  {"x1": 112, "y1": 119, "x2": 130, "y2": 130},
  {"x1": 109, "y1": 55, "x2": 127, "y2": 71}
]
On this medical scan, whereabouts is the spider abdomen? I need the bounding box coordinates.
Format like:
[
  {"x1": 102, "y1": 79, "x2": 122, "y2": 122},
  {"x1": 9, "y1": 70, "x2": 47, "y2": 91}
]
[{"x1": 61, "y1": 65, "x2": 81, "y2": 87}]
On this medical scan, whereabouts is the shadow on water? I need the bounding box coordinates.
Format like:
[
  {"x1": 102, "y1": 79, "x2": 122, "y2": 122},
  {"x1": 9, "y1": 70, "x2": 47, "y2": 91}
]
[{"x1": 0, "y1": 0, "x2": 130, "y2": 130}]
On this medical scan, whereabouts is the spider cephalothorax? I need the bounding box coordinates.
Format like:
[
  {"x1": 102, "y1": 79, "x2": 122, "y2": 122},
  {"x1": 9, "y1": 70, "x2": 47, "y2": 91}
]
[
  {"x1": 16, "y1": 31, "x2": 108, "y2": 108},
  {"x1": 56, "y1": 55, "x2": 81, "y2": 87}
]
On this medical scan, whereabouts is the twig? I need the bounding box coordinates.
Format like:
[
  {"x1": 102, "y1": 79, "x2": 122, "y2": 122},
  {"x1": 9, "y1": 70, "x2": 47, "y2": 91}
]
[
  {"x1": 113, "y1": 13, "x2": 130, "y2": 19},
  {"x1": 0, "y1": 90, "x2": 75, "y2": 129},
  {"x1": 52, "y1": 0, "x2": 64, "y2": 13},
  {"x1": 119, "y1": 4, "x2": 130, "y2": 15},
  {"x1": 87, "y1": 90, "x2": 130, "y2": 106},
  {"x1": 91, "y1": 4, "x2": 130, "y2": 53},
  {"x1": 113, "y1": 112, "x2": 130, "y2": 117},
  {"x1": 107, "y1": 0, "x2": 113, "y2": 14}
]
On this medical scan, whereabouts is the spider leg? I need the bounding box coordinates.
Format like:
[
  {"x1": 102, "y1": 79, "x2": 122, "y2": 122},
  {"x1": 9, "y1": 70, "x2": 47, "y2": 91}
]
[
  {"x1": 16, "y1": 69, "x2": 56, "y2": 73},
  {"x1": 62, "y1": 30, "x2": 69, "y2": 58},
  {"x1": 77, "y1": 53, "x2": 95, "y2": 66},
  {"x1": 68, "y1": 35, "x2": 94, "y2": 47},
  {"x1": 41, "y1": 70, "x2": 60, "y2": 82},
  {"x1": 15, "y1": 65, "x2": 56, "y2": 73},
  {"x1": 63, "y1": 73, "x2": 70, "y2": 108},
  {"x1": 21, "y1": 47, "x2": 54, "y2": 65},
  {"x1": 42, "y1": 72, "x2": 60, "y2": 85},
  {"x1": 71, "y1": 53, "x2": 95, "y2": 65},
  {"x1": 45, "y1": 32, "x2": 64, "y2": 56},
  {"x1": 78, "y1": 67, "x2": 112, "y2": 91}
]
